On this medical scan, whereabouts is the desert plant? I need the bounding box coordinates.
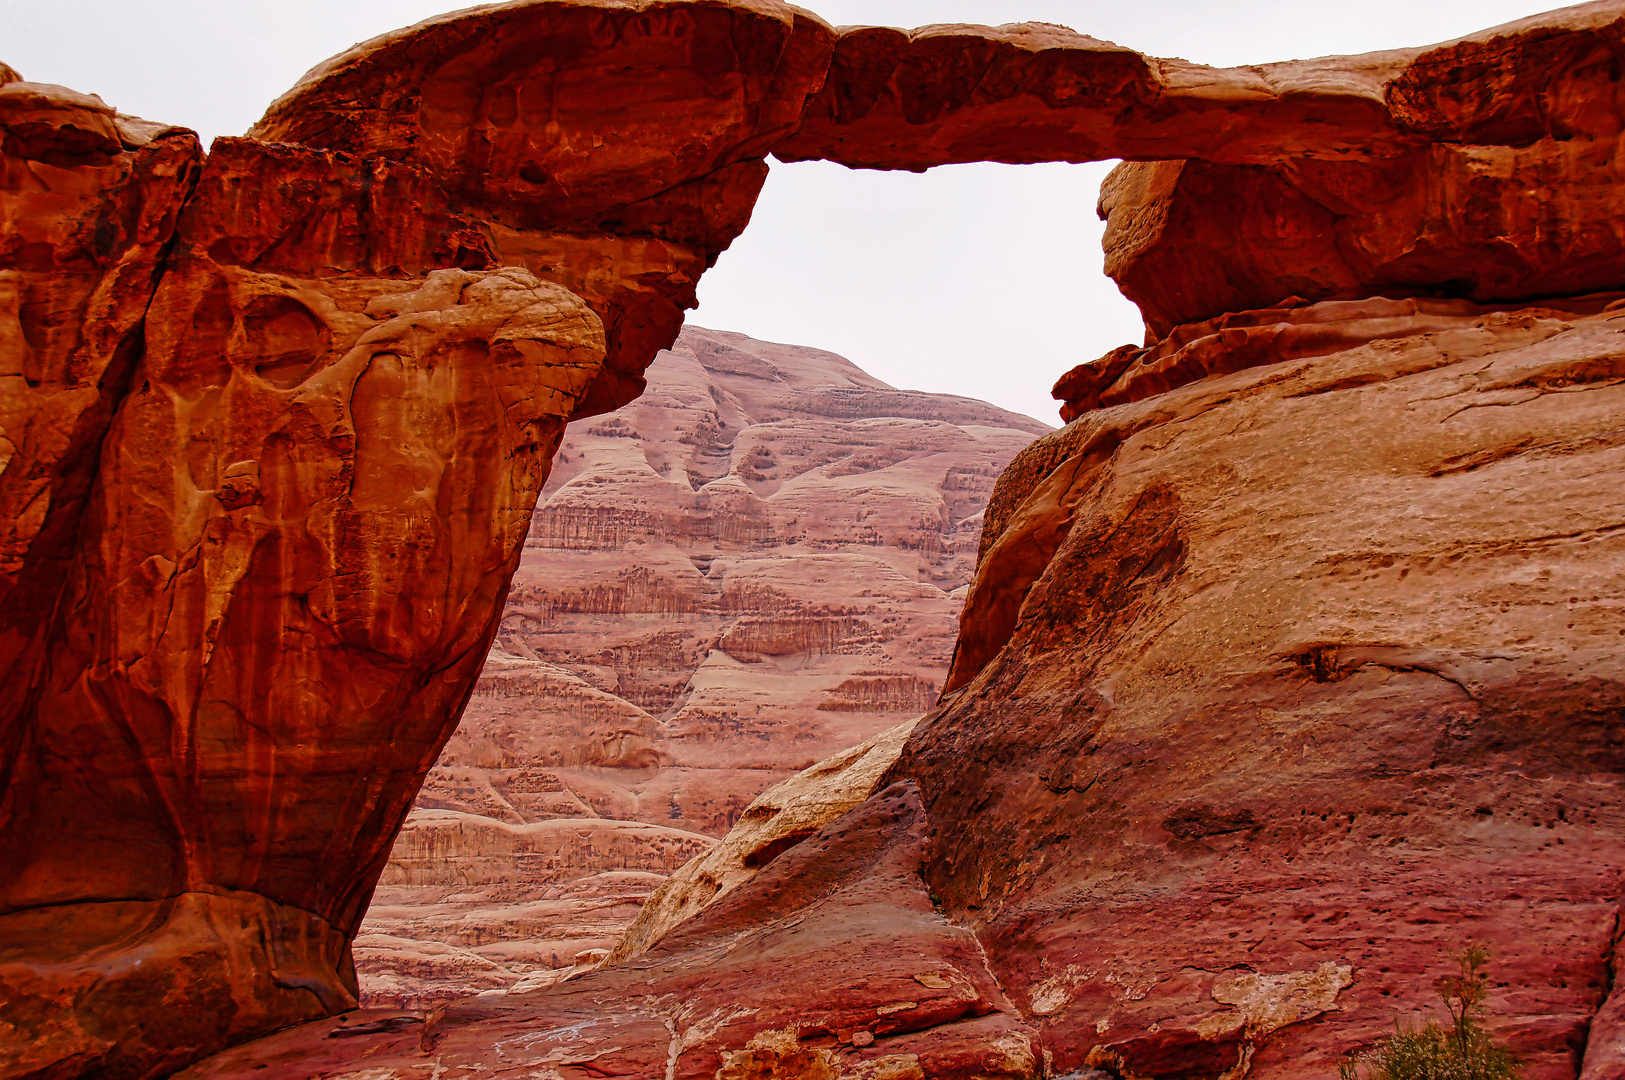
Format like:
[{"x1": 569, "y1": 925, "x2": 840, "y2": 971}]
[{"x1": 1338, "y1": 945, "x2": 1520, "y2": 1080}]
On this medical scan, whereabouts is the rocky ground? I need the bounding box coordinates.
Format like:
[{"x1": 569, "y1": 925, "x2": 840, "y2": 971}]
[{"x1": 354, "y1": 327, "x2": 1048, "y2": 1006}]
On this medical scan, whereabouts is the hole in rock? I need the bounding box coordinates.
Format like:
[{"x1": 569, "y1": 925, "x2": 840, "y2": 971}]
[
  {"x1": 243, "y1": 294, "x2": 328, "y2": 389},
  {"x1": 358, "y1": 167, "x2": 1127, "y2": 1006},
  {"x1": 742, "y1": 830, "x2": 818, "y2": 869}
]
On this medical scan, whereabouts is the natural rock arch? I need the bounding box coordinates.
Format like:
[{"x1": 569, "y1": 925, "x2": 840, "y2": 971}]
[{"x1": 5, "y1": 2, "x2": 1625, "y2": 1076}]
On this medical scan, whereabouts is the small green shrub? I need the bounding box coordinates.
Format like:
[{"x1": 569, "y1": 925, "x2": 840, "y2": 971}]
[{"x1": 1339, "y1": 945, "x2": 1520, "y2": 1080}]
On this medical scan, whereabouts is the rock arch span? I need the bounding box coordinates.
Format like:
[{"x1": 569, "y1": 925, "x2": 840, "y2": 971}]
[{"x1": 4, "y1": 1, "x2": 1625, "y2": 1076}]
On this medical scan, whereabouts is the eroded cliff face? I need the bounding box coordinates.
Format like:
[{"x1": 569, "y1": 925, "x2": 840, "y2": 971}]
[
  {"x1": 0, "y1": 75, "x2": 200, "y2": 791},
  {"x1": 10, "y1": 0, "x2": 1625, "y2": 1076},
  {"x1": 356, "y1": 328, "x2": 1042, "y2": 1007},
  {"x1": 0, "y1": 132, "x2": 608, "y2": 1076}
]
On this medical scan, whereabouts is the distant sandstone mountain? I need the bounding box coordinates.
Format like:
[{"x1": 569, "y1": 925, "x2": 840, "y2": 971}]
[{"x1": 355, "y1": 327, "x2": 1049, "y2": 1005}]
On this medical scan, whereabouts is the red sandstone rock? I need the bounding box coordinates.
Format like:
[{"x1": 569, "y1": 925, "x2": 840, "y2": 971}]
[
  {"x1": 357, "y1": 328, "x2": 1041, "y2": 1007},
  {"x1": 1046, "y1": 292, "x2": 1625, "y2": 427},
  {"x1": 0, "y1": 76, "x2": 200, "y2": 778},
  {"x1": 248, "y1": 0, "x2": 837, "y2": 420},
  {"x1": 11, "y1": 1, "x2": 1625, "y2": 1076},
  {"x1": 1099, "y1": 137, "x2": 1625, "y2": 339},
  {"x1": 775, "y1": 4, "x2": 1625, "y2": 170},
  {"x1": 916, "y1": 296, "x2": 1625, "y2": 1077},
  {"x1": 605, "y1": 716, "x2": 918, "y2": 965},
  {"x1": 787, "y1": 6, "x2": 1625, "y2": 342},
  {"x1": 486, "y1": 326, "x2": 1041, "y2": 825},
  {"x1": 0, "y1": 135, "x2": 607, "y2": 1075},
  {"x1": 192, "y1": 294, "x2": 1625, "y2": 1078}
]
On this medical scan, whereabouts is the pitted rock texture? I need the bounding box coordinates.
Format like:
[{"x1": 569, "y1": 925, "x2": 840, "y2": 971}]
[
  {"x1": 355, "y1": 328, "x2": 1042, "y2": 1007},
  {"x1": 909, "y1": 296, "x2": 1625, "y2": 1079}
]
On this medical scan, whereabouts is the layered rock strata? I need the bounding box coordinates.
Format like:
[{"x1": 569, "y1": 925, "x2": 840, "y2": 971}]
[
  {"x1": 442, "y1": 326, "x2": 1044, "y2": 835},
  {"x1": 356, "y1": 811, "x2": 712, "y2": 1006},
  {"x1": 10, "y1": 1, "x2": 1625, "y2": 1077},
  {"x1": 355, "y1": 328, "x2": 1041, "y2": 1006}
]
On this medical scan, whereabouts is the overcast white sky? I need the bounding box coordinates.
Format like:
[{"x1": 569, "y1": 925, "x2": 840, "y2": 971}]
[{"x1": 3, "y1": 0, "x2": 1563, "y2": 422}]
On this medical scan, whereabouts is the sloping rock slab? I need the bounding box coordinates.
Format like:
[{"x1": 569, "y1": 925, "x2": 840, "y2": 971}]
[{"x1": 178, "y1": 781, "x2": 1039, "y2": 1079}]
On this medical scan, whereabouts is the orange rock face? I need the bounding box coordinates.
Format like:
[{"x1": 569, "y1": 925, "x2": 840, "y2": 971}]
[
  {"x1": 0, "y1": 75, "x2": 200, "y2": 773},
  {"x1": 248, "y1": 0, "x2": 835, "y2": 419},
  {"x1": 480, "y1": 326, "x2": 1042, "y2": 830},
  {"x1": 1, "y1": 132, "x2": 607, "y2": 1075}
]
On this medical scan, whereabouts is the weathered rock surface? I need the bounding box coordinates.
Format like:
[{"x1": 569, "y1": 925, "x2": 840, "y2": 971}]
[
  {"x1": 775, "y1": 3, "x2": 1625, "y2": 169},
  {"x1": 198, "y1": 289, "x2": 1625, "y2": 1080},
  {"x1": 607, "y1": 715, "x2": 917, "y2": 965},
  {"x1": 0, "y1": 131, "x2": 608, "y2": 1075},
  {"x1": 782, "y1": 4, "x2": 1625, "y2": 344},
  {"x1": 248, "y1": 0, "x2": 836, "y2": 419},
  {"x1": 356, "y1": 328, "x2": 1041, "y2": 1007},
  {"x1": 0, "y1": 75, "x2": 200, "y2": 775},
  {"x1": 13, "y1": 0, "x2": 1625, "y2": 1076},
  {"x1": 922, "y1": 294, "x2": 1625, "y2": 1078}
]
